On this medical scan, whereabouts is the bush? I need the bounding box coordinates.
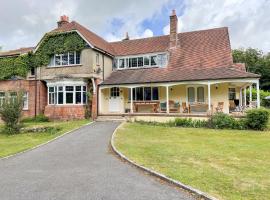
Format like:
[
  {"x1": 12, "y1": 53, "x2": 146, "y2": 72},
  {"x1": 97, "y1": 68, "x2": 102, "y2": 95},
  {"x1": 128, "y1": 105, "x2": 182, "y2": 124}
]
[
  {"x1": 174, "y1": 118, "x2": 207, "y2": 128},
  {"x1": 21, "y1": 114, "x2": 49, "y2": 123},
  {"x1": 245, "y1": 108, "x2": 269, "y2": 130},
  {"x1": 208, "y1": 113, "x2": 237, "y2": 129},
  {"x1": 0, "y1": 93, "x2": 23, "y2": 134}
]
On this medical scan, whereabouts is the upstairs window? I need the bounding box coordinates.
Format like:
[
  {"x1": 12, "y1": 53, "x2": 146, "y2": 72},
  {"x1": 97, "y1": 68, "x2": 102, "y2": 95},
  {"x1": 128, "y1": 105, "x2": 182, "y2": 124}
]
[
  {"x1": 114, "y1": 53, "x2": 168, "y2": 70},
  {"x1": 49, "y1": 51, "x2": 81, "y2": 67}
]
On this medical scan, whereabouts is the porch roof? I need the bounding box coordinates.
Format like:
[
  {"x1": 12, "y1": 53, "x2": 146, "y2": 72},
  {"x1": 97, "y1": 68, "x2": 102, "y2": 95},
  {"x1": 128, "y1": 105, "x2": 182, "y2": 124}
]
[{"x1": 100, "y1": 66, "x2": 260, "y2": 86}]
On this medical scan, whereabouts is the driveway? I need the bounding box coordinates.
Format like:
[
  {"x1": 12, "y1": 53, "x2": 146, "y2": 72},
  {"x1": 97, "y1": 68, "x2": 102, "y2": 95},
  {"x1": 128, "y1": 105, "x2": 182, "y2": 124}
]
[{"x1": 0, "y1": 122, "x2": 193, "y2": 200}]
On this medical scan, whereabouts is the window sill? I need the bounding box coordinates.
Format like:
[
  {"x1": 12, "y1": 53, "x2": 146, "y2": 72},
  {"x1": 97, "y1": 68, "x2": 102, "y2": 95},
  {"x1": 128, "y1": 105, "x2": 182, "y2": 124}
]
[
  {"x1": 46, "y1": 64, "x2": 82, "y2": 69},
  {"x1": 115, "y1": 66, "x2": 162, "y2": 71}
]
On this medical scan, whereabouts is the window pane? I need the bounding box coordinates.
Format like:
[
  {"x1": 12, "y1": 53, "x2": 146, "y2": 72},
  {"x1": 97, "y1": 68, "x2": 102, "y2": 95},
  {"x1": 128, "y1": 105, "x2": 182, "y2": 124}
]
[
  {"x1": 131, "y1": 58, "x2": 137, "y2": 67},
  {"x1": 144, "y1": 87, "x2": 151, "y2": 100},
  {"x1": 138, "y1": 57, "x2": 143, "y2": 67},
  {"x1": 69, "y1": 52, "x2": 75, "y2": 65},
  {"x1": 23, "y1": 92, "x2": 28, "y2": 109},
  {"x1": 55, "y1": 55, "x2": 61, "y2": 65},
  {"x1": 49, "y1": 87, "x2": 54, "y2": 92},
  {"x1": 197, "y1": 87, "x2": 204, "y2": 102},
  {"x1": 136, "y1": 87, "x2": 143, "y2": 101},
  {"x1": 119, "y1": 59, "x2": 125, "y2": 68},
  {"x1": 83, "y1": 92, "x2": 87, "y2": 104},
  {"x1": 66, "y1": 86, "x2": 74, "y2": 91},
  {"x1": 188, "y1": 87, "x2": 195, "y2": 102},
  {"x1": 58, "y1": 86, "x2": 63, "y2": 91},
  {"x1": 83, "y1": 86, "x2": 86, "y2": 91},
  {"x1": 157, "y1": 54, "x2": 167, "y2": 67},
  {"x1": 151, "y1": 56, "x2": 157, "y2": 66},
  {"x1": 75, "y1": 51, "x2": 81, "y2": 64},
  {"x1": 58, "y1": 92, "x2": 63, "y2": 104},
  {"x1": 66, "y1": 93, "x2": 73, "y2": 104},
  {"x1": 229, "y1": 88, "x2": 236, "y2": 100},
  {"x1": 62, "y1": 53, "x2": 68, "y2": 65},
  {"x1": 144, "y1": 56, "x2": 149, "y2": 66},
  {"x1": 132, "y1": 88, "x2": 135, "y2": 100},
  {"x1": 76, "y1": 92, "x2": 81, "y2": 104},
  {"x1": 152, "y1": 87, "x2": 159, "y2": 100},
  {"x1": 113, "y1": 59, "x2": 118, "y2": 70},
  {"x1": 76, "y1": 86, "x2": 81, "y2": 91}
]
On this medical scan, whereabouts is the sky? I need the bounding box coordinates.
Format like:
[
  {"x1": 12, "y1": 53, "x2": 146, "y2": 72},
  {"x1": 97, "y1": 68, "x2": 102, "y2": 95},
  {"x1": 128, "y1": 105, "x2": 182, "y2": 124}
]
[{"x1": 0, "y1": 0, "x2": 269, "y2": 52}]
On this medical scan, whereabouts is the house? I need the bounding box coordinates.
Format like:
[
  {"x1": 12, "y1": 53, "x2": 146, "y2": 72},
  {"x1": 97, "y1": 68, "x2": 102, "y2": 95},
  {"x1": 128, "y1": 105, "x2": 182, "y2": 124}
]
[{"x1": 0, "y1": 10, "x2": 260, "y2": 121}]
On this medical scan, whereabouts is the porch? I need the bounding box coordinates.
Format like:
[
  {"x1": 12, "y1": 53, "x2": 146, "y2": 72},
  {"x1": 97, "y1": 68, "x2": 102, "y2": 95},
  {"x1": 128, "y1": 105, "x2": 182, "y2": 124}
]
[{"x1": 98, "y1": 78, "x2": 260, "y2": 117}]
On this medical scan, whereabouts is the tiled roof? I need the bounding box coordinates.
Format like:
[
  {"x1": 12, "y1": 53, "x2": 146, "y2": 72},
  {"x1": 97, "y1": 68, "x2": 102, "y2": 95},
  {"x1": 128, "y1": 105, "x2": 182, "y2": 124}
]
[
  {"x1": 51, "y1": 21, "x2": 115, "y2": 55},
  {"x1": 101, "y1": 27, "x2": 260, "y2": 85},
  {"x1": 110, "y1": 35, "x2": 169, "y2": 56},
  {"x1": 101, "y1": 67, "x2": 260, "y2": 85},
  {"x1": 0, "y1": 47, "x2": 34, "y2": 57}
]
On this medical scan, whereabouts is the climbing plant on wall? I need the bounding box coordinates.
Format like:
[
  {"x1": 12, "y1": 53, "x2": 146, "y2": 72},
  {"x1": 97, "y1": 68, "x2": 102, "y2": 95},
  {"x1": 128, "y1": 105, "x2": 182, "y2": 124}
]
[{"x1": 0, "y1": 32, "x2": 87, "y2": 80}]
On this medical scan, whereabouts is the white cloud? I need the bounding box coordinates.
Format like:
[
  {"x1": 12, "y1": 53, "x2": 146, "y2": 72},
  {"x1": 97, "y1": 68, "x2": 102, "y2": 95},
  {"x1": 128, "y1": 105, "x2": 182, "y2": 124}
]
[{"x1": 163, "y1": 0, "x2": 270, "y2": 52}]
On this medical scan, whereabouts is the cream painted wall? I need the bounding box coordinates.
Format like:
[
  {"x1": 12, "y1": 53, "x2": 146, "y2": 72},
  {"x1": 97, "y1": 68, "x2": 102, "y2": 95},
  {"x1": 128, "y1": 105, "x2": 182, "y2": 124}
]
[{"x1": 100, "y1": 83, "x2": 232, "y2": 114}]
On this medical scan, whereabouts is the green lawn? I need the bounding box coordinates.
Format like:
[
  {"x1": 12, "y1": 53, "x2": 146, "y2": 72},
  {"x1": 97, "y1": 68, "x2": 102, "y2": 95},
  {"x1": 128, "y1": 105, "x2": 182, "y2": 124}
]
[
  {"x1": 0, "y1": 119, "x2": 90, "y2": 158},
  {"x1": 114, "y1": 122, "x2": 270, "y2": 200}
]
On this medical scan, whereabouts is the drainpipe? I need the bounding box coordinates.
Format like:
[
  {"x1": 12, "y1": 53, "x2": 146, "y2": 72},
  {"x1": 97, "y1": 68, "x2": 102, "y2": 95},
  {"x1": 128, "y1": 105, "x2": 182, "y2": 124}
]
[{"x1": 34, "y1": 68, "x2": 37, "y2": 117}]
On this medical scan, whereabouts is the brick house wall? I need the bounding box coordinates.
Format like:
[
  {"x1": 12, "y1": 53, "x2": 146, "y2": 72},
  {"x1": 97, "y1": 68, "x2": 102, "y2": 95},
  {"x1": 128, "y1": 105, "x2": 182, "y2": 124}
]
[{"x1": 0, "y1": 80, "x2": 47, "y2": 118}]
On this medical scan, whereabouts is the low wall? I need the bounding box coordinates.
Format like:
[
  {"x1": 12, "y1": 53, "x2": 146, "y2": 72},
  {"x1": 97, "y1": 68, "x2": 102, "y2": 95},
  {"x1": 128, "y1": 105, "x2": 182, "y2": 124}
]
[{"x1": 44, "y1": 105, "x2": 86, "y2": 120}]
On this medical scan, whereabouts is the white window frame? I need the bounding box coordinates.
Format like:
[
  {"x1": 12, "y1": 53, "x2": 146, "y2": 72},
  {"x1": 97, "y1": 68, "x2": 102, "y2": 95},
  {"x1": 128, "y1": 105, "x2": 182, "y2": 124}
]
[
  {"x1": 48, "y1": 51, "x2": 81, "y2": 67},
  {"x1": 23, "y1": 92, "x2": 29, "y2": 110},
  {"x1": 129, "y1": 87, "x2": 159, "y2": 101},
  {"x1": 47, "y1": 82, "x2": 87, "y2": 105},
  {"x1": 186, "y1": 85, "x2": 206, "y2": 104},
  {"x1": 114, "y1": 52, "x2": 168, "y2": 70}
]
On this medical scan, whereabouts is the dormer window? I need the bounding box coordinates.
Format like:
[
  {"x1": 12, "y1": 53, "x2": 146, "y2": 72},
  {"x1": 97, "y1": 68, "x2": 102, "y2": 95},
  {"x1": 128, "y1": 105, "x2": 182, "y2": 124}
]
[
  {"x1": 114, "y1": 53, "x2": 168, "y2": 70},
  {"x1": 49, "y1": 51, "x2": 81, "y2": 67}
]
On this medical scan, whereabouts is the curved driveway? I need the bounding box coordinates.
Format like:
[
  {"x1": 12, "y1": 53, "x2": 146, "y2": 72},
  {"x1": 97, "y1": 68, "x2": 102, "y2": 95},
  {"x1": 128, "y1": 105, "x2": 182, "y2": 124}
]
[{"x1": 0, "y1": 122, "x2": 193, "y2": 200}]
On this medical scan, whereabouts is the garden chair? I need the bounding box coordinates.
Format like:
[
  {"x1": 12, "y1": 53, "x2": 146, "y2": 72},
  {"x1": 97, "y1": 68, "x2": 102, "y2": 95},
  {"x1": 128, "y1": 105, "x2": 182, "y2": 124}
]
[
  {"x1": 182, "y1": 102, "x2": 189, "y2": 113},
  {"x1": 215, "y1": 102, "x2": 224, "y2": 112}
]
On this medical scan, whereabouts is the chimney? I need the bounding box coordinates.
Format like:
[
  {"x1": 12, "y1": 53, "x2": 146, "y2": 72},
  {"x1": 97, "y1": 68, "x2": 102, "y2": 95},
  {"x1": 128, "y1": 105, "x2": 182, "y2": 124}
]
[
  {"x1": 57, "y1": 15, "x2": 69, "y2": 28},
  {"x1": 169, "y1": 9, "x2": 178, "y2": 48},
  {"x1": 122, "y1": 32, "x2": 130, "y2": 41}
]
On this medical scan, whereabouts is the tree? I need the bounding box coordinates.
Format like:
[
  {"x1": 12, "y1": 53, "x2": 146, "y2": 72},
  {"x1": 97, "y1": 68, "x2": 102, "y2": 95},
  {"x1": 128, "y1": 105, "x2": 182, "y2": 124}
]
[
  {"x1": 0, "y1": 92, "x2": 24, "y2": 134},
  {"x1": 232, "y1": 48, "x2": 270, "y2": 90}
]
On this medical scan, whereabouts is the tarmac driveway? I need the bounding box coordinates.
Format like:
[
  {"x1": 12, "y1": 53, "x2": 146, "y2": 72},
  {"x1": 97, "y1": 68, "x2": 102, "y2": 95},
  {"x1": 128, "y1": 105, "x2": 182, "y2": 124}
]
[{"x1": 0, "y1": 122, "x2": 193, "y2": 200}]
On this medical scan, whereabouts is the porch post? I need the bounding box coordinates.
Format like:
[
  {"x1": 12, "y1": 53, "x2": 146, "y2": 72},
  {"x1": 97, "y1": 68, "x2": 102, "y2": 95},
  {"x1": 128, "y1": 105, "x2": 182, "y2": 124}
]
[
  {"x1": 130, "y1": 87, "x2": 134, "y2": 113},
  {"x1": 249, "y1": 85, "x2": 252, "y2": 105},
  {"x1": 256, "y1": 80, "x2": 260, "y2": 108},
  {"x1": 208, "y1": 82, "x2": 211, "y2": 111},
  {"x1": 166, "y1": 85, "x2": 169, "y2": 113},
  {"x1": 239, "y1": 88, "x2": 242, "y2": 107},
  {"x1": 244, "y1": 87, "x2": 247, "y2": 107}
]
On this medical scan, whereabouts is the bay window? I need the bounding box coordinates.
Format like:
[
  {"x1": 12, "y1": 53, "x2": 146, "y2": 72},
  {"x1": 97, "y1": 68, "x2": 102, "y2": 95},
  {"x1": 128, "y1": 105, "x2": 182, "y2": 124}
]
[
  {"x1": 49, "y1": 51, "x2": 81, "y2": 67},
  {"x1": 48, "y1": 84, "x2": 87, "y2": 105}
]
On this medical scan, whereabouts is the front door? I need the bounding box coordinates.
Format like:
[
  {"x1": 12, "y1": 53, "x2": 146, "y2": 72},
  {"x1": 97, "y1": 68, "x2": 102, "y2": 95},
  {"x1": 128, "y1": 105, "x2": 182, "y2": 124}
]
[{"x1": 109, "y1": 87, "x2": 121, "y2": 113}]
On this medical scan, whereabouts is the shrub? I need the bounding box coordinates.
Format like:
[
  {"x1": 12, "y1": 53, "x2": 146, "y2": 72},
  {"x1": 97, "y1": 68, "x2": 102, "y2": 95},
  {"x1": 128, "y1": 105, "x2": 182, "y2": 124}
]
[
  {"x1": 208, "y1": 113, "x2": 236, "y2": 129},
  {"x1": 0, "y1": 93, "x2": 24, "y2": 134},
  {"x1": 21, "y1": 114, "x2": 49, "y2": 123},
  {"x1": 174, "y1": 118, "x2": 207, "y2": 128},
  {"x1": 245, "y1": 108, "x2": 269, "y2": 130}
]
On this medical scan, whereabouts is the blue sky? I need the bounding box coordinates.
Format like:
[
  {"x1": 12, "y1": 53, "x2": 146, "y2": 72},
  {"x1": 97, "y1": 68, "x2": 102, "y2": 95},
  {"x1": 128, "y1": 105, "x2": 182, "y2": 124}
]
[{"x1": 0, "y1": 0, "x2": 269, "y2": 52}]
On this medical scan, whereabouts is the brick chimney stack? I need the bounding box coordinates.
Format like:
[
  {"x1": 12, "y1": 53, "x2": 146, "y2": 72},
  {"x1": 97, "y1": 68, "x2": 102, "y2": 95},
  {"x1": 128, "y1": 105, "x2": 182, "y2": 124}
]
[
  {"x1": 57, "y1": 15, "x2": 69, "y2": 28},
  {"x1": 169, "y1": 9, "x2": 178, "y2": 48}
]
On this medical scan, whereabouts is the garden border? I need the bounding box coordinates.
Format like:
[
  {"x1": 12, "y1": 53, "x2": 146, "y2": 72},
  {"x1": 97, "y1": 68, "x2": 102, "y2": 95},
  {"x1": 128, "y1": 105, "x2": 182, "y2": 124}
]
[
  {"x1": 111, "y1": 122, "x2": 218, "y2": 200},
  {"x1": 0, "y1": 121, "x2": 93, "y2": 160}
]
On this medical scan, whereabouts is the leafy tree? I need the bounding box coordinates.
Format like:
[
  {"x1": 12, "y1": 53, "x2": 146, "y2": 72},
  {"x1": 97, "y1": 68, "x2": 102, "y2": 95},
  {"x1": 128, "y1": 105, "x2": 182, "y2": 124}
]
[
  {"x1": 232, "y1": 48, "x2": 270, "y2": 90},
  {"x1": 0, "y1": 92, "x2": 24, "y2": 134}
]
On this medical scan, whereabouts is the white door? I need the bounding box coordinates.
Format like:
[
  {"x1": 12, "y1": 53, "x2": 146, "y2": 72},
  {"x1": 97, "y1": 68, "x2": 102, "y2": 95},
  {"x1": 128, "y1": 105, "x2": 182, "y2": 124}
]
[{"x1": 109, "y1": 87, "x2": 121, "y2": 113}]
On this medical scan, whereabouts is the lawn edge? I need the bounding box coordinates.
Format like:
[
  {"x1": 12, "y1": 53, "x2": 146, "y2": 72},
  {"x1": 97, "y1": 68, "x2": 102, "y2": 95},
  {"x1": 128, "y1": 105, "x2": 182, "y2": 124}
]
[
  {"x1": 111, "y1": 122, "x2": 218, "y2": 200},
  {"x1": 0, "y1": 121, "x2": 93, "y2": 160}
]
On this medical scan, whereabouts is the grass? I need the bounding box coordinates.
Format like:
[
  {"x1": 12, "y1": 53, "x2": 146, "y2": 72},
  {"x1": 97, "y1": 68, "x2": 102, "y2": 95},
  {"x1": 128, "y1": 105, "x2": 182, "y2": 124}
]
[
  {"x1": 114, "y1": 121, "x2": 270, "y2": 200},
  {"x1": 0, "y1": 119, "x2": 90, "y2": 158}
]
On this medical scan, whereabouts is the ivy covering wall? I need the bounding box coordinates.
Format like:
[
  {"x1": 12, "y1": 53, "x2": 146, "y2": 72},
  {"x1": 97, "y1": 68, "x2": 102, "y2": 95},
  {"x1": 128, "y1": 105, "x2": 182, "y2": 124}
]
[{"x1": 0, "y1": 32, "x2": 87, "y2": 80}]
